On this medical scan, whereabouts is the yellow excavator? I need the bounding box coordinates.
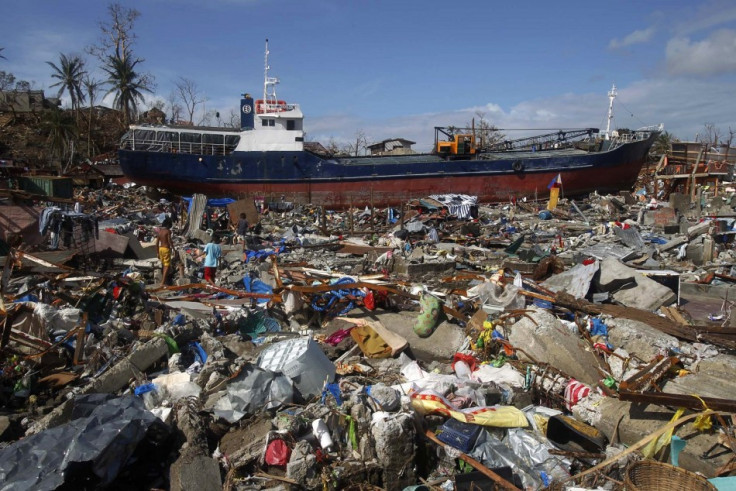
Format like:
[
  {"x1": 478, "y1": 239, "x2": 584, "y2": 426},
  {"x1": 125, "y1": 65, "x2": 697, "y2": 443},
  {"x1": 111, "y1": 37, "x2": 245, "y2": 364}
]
[{"x1": 435, "y1": 129, "x2": 477, "y2": 155}]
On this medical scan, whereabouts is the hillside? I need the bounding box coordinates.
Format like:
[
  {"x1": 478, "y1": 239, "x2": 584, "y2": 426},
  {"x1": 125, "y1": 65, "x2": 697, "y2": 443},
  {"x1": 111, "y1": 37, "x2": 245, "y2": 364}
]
[{"x1": 0, "y1": 107, "x2": 125, "y2": 169}]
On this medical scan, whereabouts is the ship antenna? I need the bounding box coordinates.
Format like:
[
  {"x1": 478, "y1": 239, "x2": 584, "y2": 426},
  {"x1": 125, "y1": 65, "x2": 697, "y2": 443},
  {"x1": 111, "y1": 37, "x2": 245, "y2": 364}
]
[
  {"x1": 263, "y1": 38, "x2": 279, "y2": 105},
  {"x1": 605, "y1": 83, "x2": 617, "y2": 140}
]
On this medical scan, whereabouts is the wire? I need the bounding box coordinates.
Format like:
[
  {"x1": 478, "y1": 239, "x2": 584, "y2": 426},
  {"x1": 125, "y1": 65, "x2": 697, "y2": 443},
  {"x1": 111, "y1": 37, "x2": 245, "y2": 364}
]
[{"x1": 616, "y1": 100, "x2": 648, "y2": 128}]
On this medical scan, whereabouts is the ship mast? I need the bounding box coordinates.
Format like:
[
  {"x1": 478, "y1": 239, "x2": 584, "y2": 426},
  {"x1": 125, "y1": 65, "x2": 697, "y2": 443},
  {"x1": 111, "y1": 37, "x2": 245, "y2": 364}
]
[
  {"x1": 604, "y1": 83, "x2": 617, "y2": 140},
  {"x1": 263, "y1": 38, "x2": 279, "y2": 105}
]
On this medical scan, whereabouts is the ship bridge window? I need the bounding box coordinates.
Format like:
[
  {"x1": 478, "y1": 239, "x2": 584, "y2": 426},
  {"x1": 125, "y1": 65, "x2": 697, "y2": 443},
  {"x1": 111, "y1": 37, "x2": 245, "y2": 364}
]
[
  {"x1": 132, "y1": 129, "x2": 156, "y2": 150},
  {"x1": 203, "y1": 133, "x2": 225, "y2": 155},
  {"x1": 180, "y1": 132, "x2": 202, "y2": 153},
  {"x1": 261, "y1": 119, "x2": 275, "y2": 127},
  {"x1": 158, "y1": 131, "x2": 178, "y2": 152},
  {"x1": 287, "y1": 120, "x2": 295, "y2": 130},
  {"x1": 224, "y1": 135, "x2": 240, "y2": 153}
]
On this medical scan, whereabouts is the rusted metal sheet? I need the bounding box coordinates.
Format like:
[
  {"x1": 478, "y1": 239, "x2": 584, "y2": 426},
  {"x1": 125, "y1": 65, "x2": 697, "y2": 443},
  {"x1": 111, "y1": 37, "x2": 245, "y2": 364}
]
[{"x1": 0, "y1": 204, "x2": 44, "y2": 245}]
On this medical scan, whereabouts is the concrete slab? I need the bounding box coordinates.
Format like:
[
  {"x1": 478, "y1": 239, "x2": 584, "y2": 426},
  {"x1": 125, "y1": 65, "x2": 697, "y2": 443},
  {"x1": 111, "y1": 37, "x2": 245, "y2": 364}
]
[
  {"x1": 597, "y1": 257, "x2": 677, "y2": 310},
  {"x1": 542, "y1": 260, "x2": 598, "y2": 299},
  {"x1": 663, "y1": 354, "x2": 736, "y2": 399},
  {"x1": 584, "y1": 397, "x2": 731, "y2": 478},
  {"x1": 606, "y1": 317, "x2": 680, "y2": 361},
  {"x1": 94, "y1": 230, "x2": 129, "y2": 256},
  {"x1": 507, "y1": 307, "x2": 601, "y2": 386},
  {"x1": 332, "y1": 310, "x2": 466, "y2": 361}
]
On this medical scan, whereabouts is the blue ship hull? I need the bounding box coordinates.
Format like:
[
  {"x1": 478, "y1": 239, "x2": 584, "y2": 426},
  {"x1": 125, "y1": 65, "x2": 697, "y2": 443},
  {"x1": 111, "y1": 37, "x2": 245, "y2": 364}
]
[{"x1": 118, "y1": 132, "x2": 656, "y2": 208}]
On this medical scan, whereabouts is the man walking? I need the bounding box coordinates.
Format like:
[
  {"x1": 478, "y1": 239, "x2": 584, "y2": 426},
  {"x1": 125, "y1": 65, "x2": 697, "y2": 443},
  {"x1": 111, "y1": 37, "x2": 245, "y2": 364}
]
[{"x1": 155, "y1": 218, "x2": 173, "y2": 287}]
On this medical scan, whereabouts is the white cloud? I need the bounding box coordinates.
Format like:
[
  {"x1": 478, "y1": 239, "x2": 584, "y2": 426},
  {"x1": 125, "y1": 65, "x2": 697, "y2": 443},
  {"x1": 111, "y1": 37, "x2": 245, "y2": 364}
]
[
  {"x1": 306, "y1": 77, "x2": 736, "y2": 152},
  {"x1": 609, "y1": 27, "x2": 656, "y2": 49},
  {"x1": 675, "y1": 1, "x2": 736, "y2": 35},
  {"x1": 666, "y1": 29, "x2": 736, "y2": 75}
]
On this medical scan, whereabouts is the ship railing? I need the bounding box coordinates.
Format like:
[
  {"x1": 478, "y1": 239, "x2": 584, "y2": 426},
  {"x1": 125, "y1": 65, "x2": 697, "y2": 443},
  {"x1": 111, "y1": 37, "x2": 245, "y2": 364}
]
[
  {"x1": 119, "y1": 136, "x2": 237, "y2": 155},
  {"x1": 607, "y1": 127, "x2": 658, "y2": 150}
]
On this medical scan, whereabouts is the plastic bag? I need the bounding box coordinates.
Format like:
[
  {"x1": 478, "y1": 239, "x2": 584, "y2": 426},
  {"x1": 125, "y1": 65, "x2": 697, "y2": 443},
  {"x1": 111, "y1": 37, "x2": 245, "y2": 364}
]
[
  {"x1": 265, "y1": 439, "x2": 291, "y2": 467},
  {"x1": 410, "y1": 389, "x2": 528, "y2": 428}
]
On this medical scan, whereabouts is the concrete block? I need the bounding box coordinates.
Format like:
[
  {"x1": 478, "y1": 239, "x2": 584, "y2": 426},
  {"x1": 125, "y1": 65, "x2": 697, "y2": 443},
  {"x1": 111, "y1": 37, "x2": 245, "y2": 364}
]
[
  {"x1": 687, "y1": 220, "x2": 712, "y2": 239},
  {"x1": 669, "y1": 193, "x2": 690, "y2": 214},
  {"x1": 393, "y1": 257, "x2": 455, "y2": 278},
  {"x1": 169, "y1": 452, "x2": 222, "y2": 491},
  {"x1": 287, "y1": 440, "x2": 318, "y2": 485},
  {"x1": 598, "y1": 258, "x2": 677, "y2": 310},
  {"x1": 371, "y1": 412, "x2": 416, "y2": 490},
  {"x1": 542, "y1": 261, "x2": 598, "y2": 299},
  {"x1": 507, "y1": 307, "x2": 601, "y2": 386},
  {"x1": 606, "y1": 317, "x2": 679, "y2": 361},
  {"x1": 83, "y1": 337, "x2": 169, "y2": 394},
  {"x1": 686, "y1": 241, "x2": 705, "y2": 265},
  {"x1": 658, "y1": 235, "x2": 687, "y2": 253},
  {"x1": 650, "y1": 207, "x2": 678, "y2": 230},
  {"x1": 27, "y1": 337, "x2": 168, "y2": 436}
]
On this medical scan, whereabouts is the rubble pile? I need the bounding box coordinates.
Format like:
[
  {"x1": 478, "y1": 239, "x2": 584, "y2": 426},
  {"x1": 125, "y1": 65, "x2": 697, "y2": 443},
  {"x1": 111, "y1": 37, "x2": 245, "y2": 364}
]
[{"x1": 1, "y1": 185, "x2": 736, "y2": 490}]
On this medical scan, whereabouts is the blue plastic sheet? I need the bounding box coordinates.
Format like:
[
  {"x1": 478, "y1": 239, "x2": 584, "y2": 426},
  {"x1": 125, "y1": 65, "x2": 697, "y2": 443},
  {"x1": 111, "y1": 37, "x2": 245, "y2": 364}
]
[
  {"x1": 310, "y1": 277, "x2": 365, "y2": 315},
  {"x1": 321, "y1": 383, "x2": 343, "y2": 406},
  {"x1": 242, "y1": 276, "x2": 273, "y2": 304},
  {"x1": 189, "y1": 341, "x2": 208, "y2": 364}
]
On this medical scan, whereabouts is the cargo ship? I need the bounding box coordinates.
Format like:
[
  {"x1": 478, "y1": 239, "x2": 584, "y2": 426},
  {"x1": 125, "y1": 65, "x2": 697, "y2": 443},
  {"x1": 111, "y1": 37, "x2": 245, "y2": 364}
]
[{"x1": 118, "y1": 43, "x2": 660, "y2": 208}]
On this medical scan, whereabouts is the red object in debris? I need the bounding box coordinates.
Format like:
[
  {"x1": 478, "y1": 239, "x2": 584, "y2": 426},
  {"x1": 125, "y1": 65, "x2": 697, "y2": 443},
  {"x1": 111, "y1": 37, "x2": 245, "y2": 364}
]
[
  {"x1": 265, "y1": 439, "x2": 291, "y2": 467},
  {"x1": 582, "y1": 258, "x2": 596, "y2": 266},
  {"x1": 564, "y1": 379, "x2": 591, "y2": 411},
  {"x1": 452, "y1": 352, "x2": 479, "y2": 373},
  {"x1": 593, "y1": 342, "x2": 611, "y2": 353},
  {"x1": 364, "y1": 291, "x2": 376, "y2": 310}
]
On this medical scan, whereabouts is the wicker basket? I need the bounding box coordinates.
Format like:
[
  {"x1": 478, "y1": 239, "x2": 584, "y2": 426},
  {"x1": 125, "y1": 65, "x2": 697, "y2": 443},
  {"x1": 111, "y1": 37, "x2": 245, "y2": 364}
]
[{"x1": 625, "y1": 460, "x2": 716, "y2": 491}]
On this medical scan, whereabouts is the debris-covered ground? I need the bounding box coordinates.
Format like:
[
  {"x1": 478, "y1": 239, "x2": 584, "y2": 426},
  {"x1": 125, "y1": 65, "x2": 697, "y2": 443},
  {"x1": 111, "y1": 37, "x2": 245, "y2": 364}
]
[{"x1": 1, "y1": 184, "x2": 736, "y2": 490}]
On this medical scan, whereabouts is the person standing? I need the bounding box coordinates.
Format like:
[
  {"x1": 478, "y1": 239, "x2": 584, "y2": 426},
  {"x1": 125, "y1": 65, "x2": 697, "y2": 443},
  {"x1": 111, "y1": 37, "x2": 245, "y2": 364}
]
[
  {"x1": 155, "y1": 218, "x2": 173, "y2": 287},
  {"x1": 236, "y1": 213, "x2": 249, "y2": 241},
  {"x1": 199, "y1": 236, "x2": 222, "y2": 285}
]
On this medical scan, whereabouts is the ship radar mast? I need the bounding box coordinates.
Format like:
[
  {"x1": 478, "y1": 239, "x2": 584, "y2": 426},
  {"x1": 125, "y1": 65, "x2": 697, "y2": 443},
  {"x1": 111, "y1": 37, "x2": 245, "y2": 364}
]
[
  {"x1": 604, "y1": 83, "x2": 617, "y2": 140},
  {"x1": 263, "y1": 38, "x2": 280, "y2": 105}
]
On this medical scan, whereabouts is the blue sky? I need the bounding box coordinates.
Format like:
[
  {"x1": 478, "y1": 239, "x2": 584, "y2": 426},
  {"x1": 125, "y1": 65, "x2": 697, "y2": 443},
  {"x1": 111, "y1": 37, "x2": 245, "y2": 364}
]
[{"x1": 3, "y1": 0, "x2": 736, "y2": 151}]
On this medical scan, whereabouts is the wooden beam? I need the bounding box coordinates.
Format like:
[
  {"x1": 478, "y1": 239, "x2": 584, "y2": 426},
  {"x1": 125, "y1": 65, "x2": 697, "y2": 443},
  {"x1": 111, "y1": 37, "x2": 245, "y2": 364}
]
[{"x1": 618, "y1": 390, "x2": 736, "y2": 413}]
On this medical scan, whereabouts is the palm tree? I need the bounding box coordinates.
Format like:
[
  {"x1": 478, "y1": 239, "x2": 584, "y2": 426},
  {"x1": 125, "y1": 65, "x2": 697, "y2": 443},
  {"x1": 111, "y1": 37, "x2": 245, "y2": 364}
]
[
  {"x1": 0, "y1": 47, "x2": 6, "y2": 60},
  {"x1": 652, "y1": 131, "x2": 675, "y2": 157},
  {"x1": 82, "y1": 76, "x2": 102, "y2": 157},
  {"x1": 42, "y1": 107, "x2": 78, "y2": 174},
  {"x1": 46, "y1": 53, "x2": 86, "y2": 120},
  {"x1": 102, "y1": 51, "x2": 151, "y2": 126}
]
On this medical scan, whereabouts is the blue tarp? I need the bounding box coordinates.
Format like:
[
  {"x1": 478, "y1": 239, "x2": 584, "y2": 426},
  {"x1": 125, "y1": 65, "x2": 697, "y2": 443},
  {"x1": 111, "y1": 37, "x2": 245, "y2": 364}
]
[
  {"x1": 243, "y1": 276, "x2": 273, "y2": 304},
  {"x1": 183, "y1": 196, "x2": 236, "y2": 216}
]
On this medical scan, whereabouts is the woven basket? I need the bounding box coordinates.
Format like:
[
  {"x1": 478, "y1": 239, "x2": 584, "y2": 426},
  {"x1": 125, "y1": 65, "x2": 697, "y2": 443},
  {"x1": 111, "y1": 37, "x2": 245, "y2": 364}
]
[{"x1": 625, "y1": 460, "x2": 716, "y2": 491}]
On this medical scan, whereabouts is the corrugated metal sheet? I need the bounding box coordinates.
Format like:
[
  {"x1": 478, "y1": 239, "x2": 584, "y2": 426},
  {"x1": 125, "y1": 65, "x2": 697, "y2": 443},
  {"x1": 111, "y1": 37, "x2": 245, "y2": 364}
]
[{"x1": 19, "y1": 176, "x2": 73, "y2": 199}]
